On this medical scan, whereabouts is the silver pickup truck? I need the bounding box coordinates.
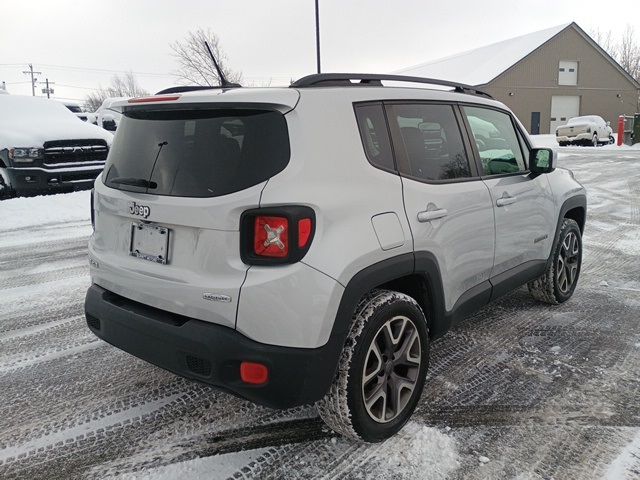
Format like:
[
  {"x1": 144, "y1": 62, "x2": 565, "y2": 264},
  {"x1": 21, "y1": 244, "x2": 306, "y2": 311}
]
[{"x1": 556, "y1": 115, "x2": 614, "y2": 147}]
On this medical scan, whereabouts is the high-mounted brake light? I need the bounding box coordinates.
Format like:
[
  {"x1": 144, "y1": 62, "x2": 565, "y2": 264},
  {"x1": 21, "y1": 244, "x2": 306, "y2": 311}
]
[
  {"x1": 240, "y1": 206, "x2": 315, "y2": 266},
  {"x1": 254, "y1": 216, "x2": 289, "y2": 258},
  {"x1": 128, "y1": 95, "x2": 181, "y2": 103}
]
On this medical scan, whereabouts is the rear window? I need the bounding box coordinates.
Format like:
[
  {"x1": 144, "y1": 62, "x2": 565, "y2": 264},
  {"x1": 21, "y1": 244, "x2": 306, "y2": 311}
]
[{"x1": 103, "y1": 108, "x2": 290, "y2": 198}]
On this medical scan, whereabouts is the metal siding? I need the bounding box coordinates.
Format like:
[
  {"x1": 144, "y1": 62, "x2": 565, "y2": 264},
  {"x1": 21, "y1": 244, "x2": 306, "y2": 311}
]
[{"x1": 483, "y1": 27, "x2": 640, "y2": 134}]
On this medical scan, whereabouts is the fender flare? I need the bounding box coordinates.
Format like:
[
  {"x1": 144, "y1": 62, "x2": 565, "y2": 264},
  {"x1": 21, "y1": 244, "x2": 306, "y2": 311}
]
[
  {"x1": 320, "y1": 252, "x2": 447, "y2": 392},
  {"x1": 552, "y1": 194, "x2": 586, "y2": 246}
]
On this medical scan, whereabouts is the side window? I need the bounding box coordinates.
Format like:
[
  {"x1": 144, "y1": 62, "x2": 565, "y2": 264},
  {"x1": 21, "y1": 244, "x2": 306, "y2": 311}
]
[
  {"x1": 389, "y1": 104, "x2": 471, "y2": 181},
  {"x1": 463, "y1": 106, "x2": 527, "y2": 176},
  {"x1": 354, "y1": 104, "x2": 395, "y2": 171}
]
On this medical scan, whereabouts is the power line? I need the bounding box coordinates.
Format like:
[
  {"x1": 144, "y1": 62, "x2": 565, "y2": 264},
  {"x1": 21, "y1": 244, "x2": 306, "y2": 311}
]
[{"x1": 37, "y1": 63, "x2": 170, "y2": 77}]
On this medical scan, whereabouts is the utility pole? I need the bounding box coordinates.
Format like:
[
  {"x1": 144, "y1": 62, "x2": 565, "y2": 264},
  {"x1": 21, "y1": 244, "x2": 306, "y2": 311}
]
[
  {"x1": 315, "y1": 0, "x2": 321, "y2": 73},
  {"x1": 42, "y1": 78, "x2": 55, "y2": 98},
  {"x1": 22, "y1": 64, "x2": 42, "y2": 96}
]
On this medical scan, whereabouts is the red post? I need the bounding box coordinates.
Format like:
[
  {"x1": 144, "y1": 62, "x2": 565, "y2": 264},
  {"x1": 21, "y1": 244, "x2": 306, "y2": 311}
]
[{"x1": 617, "y1": 115, "x2": 625, "y2": 146}]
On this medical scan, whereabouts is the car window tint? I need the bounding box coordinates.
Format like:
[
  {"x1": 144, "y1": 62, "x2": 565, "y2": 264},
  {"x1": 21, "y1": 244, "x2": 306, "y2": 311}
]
[
  {"x1": 104, "y1": 108, "x2": 290, "y2": 198},
  {"x1": 463, "y1": 106, "x2": 526, "y2": 176},
  {"x1": 390, "y1": 104, "x2": 471, "y2": 181},
  {"x1": 354, "y1": 104, "x2": 395, "y2": 171}
]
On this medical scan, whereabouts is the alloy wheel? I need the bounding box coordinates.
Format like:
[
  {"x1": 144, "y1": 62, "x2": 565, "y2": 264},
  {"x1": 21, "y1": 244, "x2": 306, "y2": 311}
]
[
  {"x1": 557, "y1": 231, "x2": 580, "y2": 294},
  {"x1": 361, "y1": 315, "x2": 421, "y2": 423}
]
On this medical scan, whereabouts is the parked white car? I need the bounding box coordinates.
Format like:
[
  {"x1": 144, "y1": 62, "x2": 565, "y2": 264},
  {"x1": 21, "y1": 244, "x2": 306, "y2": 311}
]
[
  {"x1": 85, "y1": 74, "x2": 586, "y2": 442},
  {"x1": 556, "y1": 115, "x2": 614, "y2": 146},
  {"x1": 93, "y1": 97, "x2": 127, "y2": 132},
  {"x1": 61, "y1": 101, "x2": 89, "y2": 122}
]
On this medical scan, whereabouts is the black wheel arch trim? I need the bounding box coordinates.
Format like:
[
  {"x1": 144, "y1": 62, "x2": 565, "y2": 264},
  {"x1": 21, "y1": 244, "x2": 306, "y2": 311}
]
[{"x1": 552, "y1": 194, "x2": 586, "y2": 251}]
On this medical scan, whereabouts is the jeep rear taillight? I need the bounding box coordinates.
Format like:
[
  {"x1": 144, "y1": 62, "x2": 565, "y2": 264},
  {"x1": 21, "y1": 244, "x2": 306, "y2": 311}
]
[
  {"x1": 254, "y1": 216, "x2": 289, "y2": 257},
  {"x1": 240, "y1": 206, "x2": 315, "y2": 265}
]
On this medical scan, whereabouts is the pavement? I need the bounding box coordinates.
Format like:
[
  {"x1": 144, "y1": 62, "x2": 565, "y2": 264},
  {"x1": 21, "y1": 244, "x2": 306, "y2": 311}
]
[{"x1": 1, "y1": 145, "x2": 639, "y2": 479}]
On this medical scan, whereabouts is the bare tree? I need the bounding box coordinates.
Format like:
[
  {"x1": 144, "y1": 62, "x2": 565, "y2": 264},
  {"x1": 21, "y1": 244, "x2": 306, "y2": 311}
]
[
  {"x1": 84, "y1": 71, "x2": 149, "y2": 111},
  {"x1": 589, "y1": 25, "x2": 640, "y2": 82},
  {"x1": 617, "y1": 25, "x2": 640, "y2": 82},
  {"x1": 170, "y1": 28, "x2": 242, "y2": 86},
  {"x1": 590, "y1": 27, "x2": 616, "y2": 55}
]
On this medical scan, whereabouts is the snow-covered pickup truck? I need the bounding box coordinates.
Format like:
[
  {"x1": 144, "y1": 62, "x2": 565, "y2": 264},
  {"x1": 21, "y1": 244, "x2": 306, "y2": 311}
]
[
  {"x1": 556, "y1": 115, "x2": 614, "y2": 147},
  {"x1": 0, "y1": 95, "x2": 113, "y2": 198}
]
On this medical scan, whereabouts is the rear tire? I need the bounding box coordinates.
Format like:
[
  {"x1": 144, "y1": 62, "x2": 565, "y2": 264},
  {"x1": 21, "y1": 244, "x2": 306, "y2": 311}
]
[
  {"x1": 317, "y1": 290, "x2": 429, "y2": 442},
  {"x1": 0, "y1": 169, "x2": 15, "y2": 200},
  {"x1": 528, "y1": 218, "x2": 582, "y2": 304}
]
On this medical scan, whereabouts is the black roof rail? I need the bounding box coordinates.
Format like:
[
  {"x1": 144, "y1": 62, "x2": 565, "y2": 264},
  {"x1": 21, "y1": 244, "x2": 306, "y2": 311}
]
[
  {"x1": 155, "y1": 85, "x2": 236, "y2": 95},
  {"x1": 290, "y1": 73, "x2": 493, "y2": 99}
]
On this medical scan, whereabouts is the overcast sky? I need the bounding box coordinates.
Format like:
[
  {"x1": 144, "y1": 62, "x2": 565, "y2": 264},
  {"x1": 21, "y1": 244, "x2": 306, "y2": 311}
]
[{"x1": 1, "y1": 0, "x2": 637, "y2": 105}]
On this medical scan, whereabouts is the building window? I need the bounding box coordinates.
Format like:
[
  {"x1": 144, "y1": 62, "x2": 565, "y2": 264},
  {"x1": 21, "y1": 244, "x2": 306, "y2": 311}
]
[{"x1": 558, "y1": 61, "x2": 578, "y2": 85}]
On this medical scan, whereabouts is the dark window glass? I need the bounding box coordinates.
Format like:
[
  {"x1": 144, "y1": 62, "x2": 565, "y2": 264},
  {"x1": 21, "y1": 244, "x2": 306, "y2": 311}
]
[
  {"x1": 103, "y1": 108, "x2": 290, "y2": 198},
  {"x1": 390, "y1": 104, "x2": 471, "y2": 181},
  {"x1": 569, "y1": 68, "x2": 575, "y2": 72},
  {"x1": 559, "y1": 67, "x2": 565, "y2": 72},
  {"x1": 463, "y1": 106, "x2": 526, "y2": 176},
  {"x1": 354, "y1": 104, "x2": 395, "y2": 171}
]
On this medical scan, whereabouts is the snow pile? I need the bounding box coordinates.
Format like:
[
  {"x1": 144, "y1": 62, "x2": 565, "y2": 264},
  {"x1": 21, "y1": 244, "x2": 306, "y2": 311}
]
[
  {"x1": 0, "y1": 94, "x2": 112, "y2": 147},
  {"x1": 114, "y1": 449, "x2": 269, "y2": 480},
  {"x1": 605, "y1": 430, "x2": 640, "y2": 479},
  {"x1": 0, "y1": 190, "x2": 90, "y2": 231},
  {"x1": 382, "y1": 422, "x2": 459, "y2": 479}
]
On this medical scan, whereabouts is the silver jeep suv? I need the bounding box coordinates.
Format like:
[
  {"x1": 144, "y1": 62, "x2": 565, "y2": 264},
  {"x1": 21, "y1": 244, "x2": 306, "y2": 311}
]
[{"x1": 85, "y1": 74, "x2": 586, "y2": 442}]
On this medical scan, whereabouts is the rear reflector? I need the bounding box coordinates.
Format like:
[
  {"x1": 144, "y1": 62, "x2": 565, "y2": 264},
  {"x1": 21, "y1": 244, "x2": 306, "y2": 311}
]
[
  {"x1": 254, "y1": 216, "x2": 289, "y2": 257},
  {"x1": 240, "y1": 362, "x2": 269, "y2": 385},
  {"x1": 128, "y1": 95, "x2": 181, "y2": 103},
  {"x1": 298, "y1": 218, "x2": 312, "y2": 248}
]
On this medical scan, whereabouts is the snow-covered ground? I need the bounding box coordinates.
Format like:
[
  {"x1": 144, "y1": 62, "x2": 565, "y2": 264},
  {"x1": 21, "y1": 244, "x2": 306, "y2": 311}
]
[{"x1": 1, "y1": 145, "x2": 640, "y2": 479}]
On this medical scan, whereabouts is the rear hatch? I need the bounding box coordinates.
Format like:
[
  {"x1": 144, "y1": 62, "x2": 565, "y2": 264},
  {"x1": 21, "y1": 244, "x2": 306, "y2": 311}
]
[{"x1": 90, "y1": 90, "x2": 297, "y2": 328}]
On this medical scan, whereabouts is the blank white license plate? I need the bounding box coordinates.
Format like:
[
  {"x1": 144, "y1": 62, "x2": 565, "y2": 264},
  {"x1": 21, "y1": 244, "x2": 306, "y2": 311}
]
[{"x1": 130, "y1": 223, "x2": 170, "y2": 264}]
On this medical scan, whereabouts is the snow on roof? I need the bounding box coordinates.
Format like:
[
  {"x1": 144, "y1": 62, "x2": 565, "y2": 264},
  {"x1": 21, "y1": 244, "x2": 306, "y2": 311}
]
[
  {"x1": 0, "y1": 95, "x2": 113, "y2": 147},
  {"x1": 397, "y1": 23, "x2": 571, "y2": 86}
]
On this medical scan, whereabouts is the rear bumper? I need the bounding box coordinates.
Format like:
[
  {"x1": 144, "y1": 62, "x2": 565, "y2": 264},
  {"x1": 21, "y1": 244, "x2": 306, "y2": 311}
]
[
  {"x1": 556, "y1": 133, "x2": 591, "y2": 143},
  {"x1": 84, "y1": 284, "x2": 339, "y2": 409},
  {"x1": 6, "y1": 164, "x2": 103, "y2": 194}
]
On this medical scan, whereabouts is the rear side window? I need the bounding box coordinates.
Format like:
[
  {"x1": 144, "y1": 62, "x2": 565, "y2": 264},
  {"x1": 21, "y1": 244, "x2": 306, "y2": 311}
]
[
  {"x1": 354, "y1": 104, "x2": 395, "y2": 171},
  {"x1": 463, "y1": 106, "x2": 526, "y2": 176},
  {"x1": 389, "y1": 104, "x2": 471, "y2": 181},
  {"x1": 103, "y1": 108, "x2": 290, "y2": 198}
]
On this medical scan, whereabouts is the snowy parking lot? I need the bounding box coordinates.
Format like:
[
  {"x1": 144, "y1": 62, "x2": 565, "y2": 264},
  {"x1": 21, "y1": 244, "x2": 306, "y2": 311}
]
[{"x1": 1, "y1": 144, "x2": 639, "y2": 479}]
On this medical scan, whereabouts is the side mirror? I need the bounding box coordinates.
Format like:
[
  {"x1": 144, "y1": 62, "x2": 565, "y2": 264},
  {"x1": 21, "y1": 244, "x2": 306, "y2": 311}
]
[
  {"x1": 606, "y1": 120, "x2": 611, "y2": 127},
  {"x1": 529, "y1": 148, "x2": 556, "y2": 175}
]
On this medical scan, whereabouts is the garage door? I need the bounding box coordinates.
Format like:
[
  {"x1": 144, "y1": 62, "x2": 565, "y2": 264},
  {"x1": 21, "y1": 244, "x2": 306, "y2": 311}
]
[{"x1": 550, "y1": 96, "x2": 580, "y2": 133}]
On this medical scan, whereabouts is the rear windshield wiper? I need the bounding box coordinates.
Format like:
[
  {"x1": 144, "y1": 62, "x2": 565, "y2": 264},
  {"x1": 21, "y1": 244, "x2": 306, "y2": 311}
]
[{"x1": 109, "y1": 177, "x2": 157, "y2": 189}]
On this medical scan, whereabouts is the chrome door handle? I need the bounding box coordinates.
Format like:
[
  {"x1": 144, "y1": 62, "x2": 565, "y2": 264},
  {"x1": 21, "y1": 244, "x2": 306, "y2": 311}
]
[
  {"x1": 417, "y1": 208, "x2": 448, "y2": 222},
  {"x1": 496, "y1": 196, "x2": 517, "y2": 207}
]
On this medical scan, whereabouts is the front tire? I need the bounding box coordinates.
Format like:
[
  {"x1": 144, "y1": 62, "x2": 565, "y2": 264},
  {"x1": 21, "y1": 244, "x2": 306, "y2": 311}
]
[
  {"x1": 0, "y1": 169, "x2": 15, "y2": 200},
  {"x1": 528, "y1": 218, "x2": 582, "y2": 304},
  {"x1": 317, "y1": 290, "x2": 429, "y2": 442}
]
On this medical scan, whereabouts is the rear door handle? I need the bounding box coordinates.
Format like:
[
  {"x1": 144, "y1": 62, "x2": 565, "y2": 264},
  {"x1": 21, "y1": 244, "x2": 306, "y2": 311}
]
[
  {"x1": 496, "y1": 195, "x2": 517, "y2": 207},
  {"x1": 417, "y1": 208, "x2": 448, "y2": 222}
]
